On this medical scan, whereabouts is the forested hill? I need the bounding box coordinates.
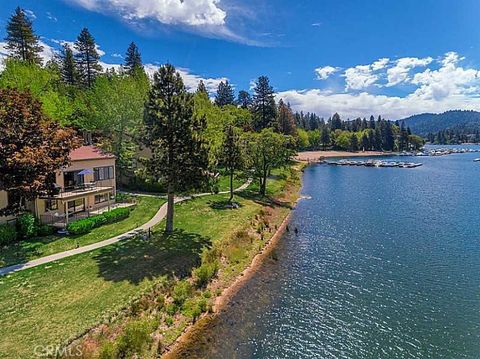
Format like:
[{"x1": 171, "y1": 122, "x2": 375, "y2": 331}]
[{"x1": 402, "y1": 110, "x2": 480, "y2": 136}]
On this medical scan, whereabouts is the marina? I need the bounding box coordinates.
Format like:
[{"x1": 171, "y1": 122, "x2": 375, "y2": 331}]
[{"x1": 325, "y1": 159, "x2": 423, "y2": 168}]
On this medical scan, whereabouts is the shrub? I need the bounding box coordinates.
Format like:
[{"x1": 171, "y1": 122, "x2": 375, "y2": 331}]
[
  {"x1": 17, "y1": 213, "x2": 37, "y2": 239},
  {"x1": 115, "y1": 319, "x2": 154, "y2": 358},
  {"x1": 172, "y1": 280, "x2": 192, "y2": 306},
  {"x1": 102, "y1": 207, "x2": 130, "y2": 223},
  {"x1": 67, "y1": 208, "x2": 131, "y2": 235},
  {"x1": 192, "y1": 260, "x2": 219, "y2": 288},
  {"x1": 67, "y1": 219, "x2": 94, "y2": 235},
  {"x1": 37, "y1": 224, "x2": 55, "y2": 237},
  {"x1": 0, "y1": 224, "x2": 17, "y2": 245},
  {"x1": 181, "y1": 298, "x2": 207, "y2": 320},
  {"x1": 166, "y1": 303, "x2": 177, "y2": 316}
]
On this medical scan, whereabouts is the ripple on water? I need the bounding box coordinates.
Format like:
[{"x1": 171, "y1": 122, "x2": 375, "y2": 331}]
[{"x1": 185, "y1": 150, "x2": 480, "y2": 359}]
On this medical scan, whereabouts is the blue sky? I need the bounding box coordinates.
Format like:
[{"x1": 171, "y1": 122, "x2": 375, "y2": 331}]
[{"x1": 1, "y1": 0, "x2": 480, "y2": 119}]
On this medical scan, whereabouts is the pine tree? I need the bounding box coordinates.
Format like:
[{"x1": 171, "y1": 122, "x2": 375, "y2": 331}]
[
  {"x1": 143, "y1": 64, "x2": 209, "y2": 233},
  {"x1": 5, "y1": 7, "x2": 43, "y2": 64},
  {"x1": 220, "y1": 125, "x2": 243, "y2": 203},
  {"x1": 331, "y1": 113, "x2": 342, "y2": 130},
  {"x1": 252, "y1": 76, "x2": 277, "y2": 131},
  {"x1": 60, "y1": 44, "x2": 77, "y2": 85},
  {"x1": 124, "y1": 42, "x2": 142, "y2": 75},
  {"x1": 320, "y1": 127, "x2": 330, "y2": 150},
  {"x1": 237, "y1": 90, "x2": 252, "y2": 109},
  {"x1": 350, "y1": 133, "x2": 359, "y2": 152},
  {"x1": 196, "y1": 80, "x2": 208, "y2": 95},
  {"x1": 74, "y1": 28, "x2": 102, "y2": 87},
  {"x1": 276, "y1": 100, "x2": 297, "y2": 136},
  {"x1": 215, "y1": 80, "x2": 235, "y2": 106}
]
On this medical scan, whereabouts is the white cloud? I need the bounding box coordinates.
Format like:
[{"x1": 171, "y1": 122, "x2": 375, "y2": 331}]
[
  {"x1": 343, "y1": 58, "x2": 389, "y2": 90},
  {"x1": 386, "y1": 57, "x2": 433, "y2": 87},
  {"x1": 315, "y1": 66, "x2": 340, "y2": 80},
  {"x1": 281, "y1": 52, "x2": 480, "y2": 120},
  {"x1": 51, "y1": 39, "x2": 106, "y2": 57},
  {"x1": 46, "y1": 12, "x2": 58, "y2": 22},
  {"x1": 65, "y1": 0, "x2": 226, "y2": 26},
  {"x1": 0, "y1": 41, "x2": 58, "y2": 70},
  {"x1": 24, "y1": 9, "x2": 36, "y2": 20}
]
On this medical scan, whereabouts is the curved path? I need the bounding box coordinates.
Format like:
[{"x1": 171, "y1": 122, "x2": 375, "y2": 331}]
[{"x1": 0, "y1": 180, "x2": 252, "y2": 277}]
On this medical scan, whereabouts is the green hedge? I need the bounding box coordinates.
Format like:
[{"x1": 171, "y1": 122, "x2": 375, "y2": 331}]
[
  {"x1": 0, "y1": 224, "x2": 17, "y2": 246},
  {"x1": 67, "y1": 207, "x2": 131, "y2": 235}
]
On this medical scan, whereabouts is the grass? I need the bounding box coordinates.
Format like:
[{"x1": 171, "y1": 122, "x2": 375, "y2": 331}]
[
  {"x1": 215, "y1": 171, "x2": 244, "y2": 193},
  {"x1": 0, "y1": 196, "x2": 166, "y2": 268},
  {"x1": 0, "y1": 166, "x2": 301, "y2": 358}
]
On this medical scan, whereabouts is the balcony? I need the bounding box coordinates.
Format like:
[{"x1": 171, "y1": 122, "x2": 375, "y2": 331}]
[{"x1": 40, "y1": 180, "x2": 115, "y2": 201}]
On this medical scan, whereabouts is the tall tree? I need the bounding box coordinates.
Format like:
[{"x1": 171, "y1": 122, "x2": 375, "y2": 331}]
[
  {"x1": 244, "y1": 129, "x2": 291, "y2": 196},
  {"x1": 5, "y1": 7, "x2": 43, "y2": 64},
  {"x1": 60, "y1": 44, "x2": 77, "y2": 85},
  {"x1": 236, "y1": 90, "x2": 252, "y2": 109},
  {"x1": 276, "y1": 99, "x2": 297, "y2": 136},
  {"x1": 215, "y1": 80, "x2": 235, "y2": 106},
  {"x1": 143, "y1": 64, "x2": 209, "y2": 233},
  {"x1": 252, "y1": 76, "x2": 277, "y2": 131},
  {"x1": 74, "y1": 28, "x2": 102, "y2": 87},
  {"x1": 124, "y1": 42, "x2": 142, "y2": 75},
  {"x1": 196, "y1": 80, "x2": 208, "y2": 96},
  {"x1": 220, "y1": 125, "x2": 243, "y2": 203},
  {"x1": 320, "y1": 127, "x2": 330, "y2": 150},
  {"x1": 0, "y1": 89, "x2": 80, "y2": 215},
  {"x1": 331, "y1": 113, "x2": 342, "y2": 130}
]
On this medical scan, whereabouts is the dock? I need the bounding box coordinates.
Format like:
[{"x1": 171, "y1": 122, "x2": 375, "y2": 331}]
[{"x1": 326, "y1": 159, "x2": 423, "y2": 169}]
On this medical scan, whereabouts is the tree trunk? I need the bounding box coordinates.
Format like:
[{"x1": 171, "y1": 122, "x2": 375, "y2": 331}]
[
  {"x1": 165, "y1": 184, "x2": 174, "y2": 234},
  {"x1": 229, "y1": 168, "x2": 234, "y2": 203}
]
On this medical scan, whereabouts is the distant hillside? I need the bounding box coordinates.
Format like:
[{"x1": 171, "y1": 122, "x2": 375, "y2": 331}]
[{"x1": 402, "y1": 110, "x2": 480, "y2": 136}]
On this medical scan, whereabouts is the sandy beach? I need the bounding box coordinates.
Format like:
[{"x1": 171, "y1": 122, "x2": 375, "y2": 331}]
[{"x1": 295, "y1": 150, "x2": 391, "y2": 162}]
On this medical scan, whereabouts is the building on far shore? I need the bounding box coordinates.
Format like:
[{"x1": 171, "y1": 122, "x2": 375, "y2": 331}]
[{"x1": 0, "y1": 145, "x2": 116, "y2": 227}]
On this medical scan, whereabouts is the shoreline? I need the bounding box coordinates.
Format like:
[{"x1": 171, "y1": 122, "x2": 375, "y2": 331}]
[
  {"x1": 162, "y1": 211, "x2": 295, "y2": 359},
  {"x1": 161, "y1": 172, "x2": 303, "y2": 358},
  {"x1": 296, "y1": 150, "x2": 394, "y2": 162}
]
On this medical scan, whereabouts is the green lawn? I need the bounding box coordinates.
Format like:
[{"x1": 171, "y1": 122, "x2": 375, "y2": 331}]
[
  {"x1": 215, "y1": 171, "x2": 244, "y2": 193},
  {"x1": 0, "y1": 193, "x2": 260, "y2": 359},
  {"x1": 0, "y1": 196, "x2": 165, "y2": 268}
]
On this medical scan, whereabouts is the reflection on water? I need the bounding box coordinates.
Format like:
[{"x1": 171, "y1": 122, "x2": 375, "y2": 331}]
[{"x1": 177, "y1": 147, "x2": 480, "y2": 359}]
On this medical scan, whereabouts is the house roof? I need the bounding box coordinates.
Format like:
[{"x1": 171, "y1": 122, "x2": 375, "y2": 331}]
[{"x1": 69, "y1": 146, "x2": 115, "y2": 161}]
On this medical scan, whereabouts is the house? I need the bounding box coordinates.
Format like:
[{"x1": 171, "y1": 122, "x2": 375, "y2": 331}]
[{"x1": 0, "y1": 145, "x2": 116, "y2": 226}]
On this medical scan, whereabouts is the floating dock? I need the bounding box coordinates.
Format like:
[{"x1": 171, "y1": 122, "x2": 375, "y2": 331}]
[{"x1": 326, "y1": 160, "x2": 423, "y2": 169}]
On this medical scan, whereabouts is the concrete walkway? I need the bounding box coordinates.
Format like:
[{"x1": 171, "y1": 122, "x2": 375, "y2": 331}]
[{"x1": 0, "y1": 180, "x2": 252, "y2": 277}]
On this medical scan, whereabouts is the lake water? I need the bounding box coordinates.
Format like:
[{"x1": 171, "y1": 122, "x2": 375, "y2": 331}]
[{"x1": 182, "y1": 146, "x2": 480, "y2": 358}]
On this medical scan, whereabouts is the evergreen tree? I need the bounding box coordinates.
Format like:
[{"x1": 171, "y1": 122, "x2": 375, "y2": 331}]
[
  {"x1": 331, "y1": 113, "x2": 342, "y2": 130},
  {"x1": 196, "y1": 80, "x2": 208, "y2": 95},
  {"x1": 74, "y1": 28, "x2": 102, "y2": 87},
  {"x1": 220, "y1": 125, "x2": 243, "y2": 203},
  {"x1": 5, "y1": 7, "x2": 43, "y2": 64},
  {"x1": 237, "y1": 90, "x2": 252, "y2": 109},
  {"x1": 215, "y1": 80, "x2": 235, "y2": 106},
  {"x1": 320, "y1": 127, "x2": 330, "y2": 150},
  {"x1": 60, "y1": 44, "x2": 77, "y2": 85},
  {"x1": 124, "y1": 42, "x2": 142, "y2": 75},
  {"x1": 384, "y1": 121, "x2": 395, "y2": 151},
  {"x1": 350, "y1": 133, "x2": 359, "y2": 152},
  {"x1": 143, "y1": 64, "x2": 209, "y2": 233},
  {"x1": 276, "y1": 99, "x2": 297, "y2": 136},
  {"x1": 361, "y1": 133, "x2": 369, "y2": 151},
  {"x1": 252, "y1": 76, "x2": 277, "y2": 131}
]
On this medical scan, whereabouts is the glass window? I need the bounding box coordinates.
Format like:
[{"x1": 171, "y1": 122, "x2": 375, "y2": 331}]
[
  {"x1": 94, "y1": 166, "x2": 114, "y2": 181},
  {"x1": 45, "y1": 199, "x2": 58, "y2": 211}
]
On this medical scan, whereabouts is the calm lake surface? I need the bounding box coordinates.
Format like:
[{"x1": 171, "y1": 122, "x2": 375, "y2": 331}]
[{"x1": 186, "y1": 145, "x2": 480, "y2": 359}]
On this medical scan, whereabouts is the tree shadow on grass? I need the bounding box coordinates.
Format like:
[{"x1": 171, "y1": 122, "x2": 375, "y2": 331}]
[
  {"x1": 93, "y1": 229, "x2": 211, "y2": 284},
  {"x1": 236, "y1": 190, "x2": 293, "y2": 210},
  {"x1": 0, "y1": 234, "x2": 62, "y2": 268},
  {"x1": 207, "y1": 200, "x2": 244, "y2": 210}
]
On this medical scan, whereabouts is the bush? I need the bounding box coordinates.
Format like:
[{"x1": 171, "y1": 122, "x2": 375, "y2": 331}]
[
  {"x1": 37, "y1": 224, "x2": 55, "y2": 237},
  {"x1": 102, "y1": 207, "x2": 130, "y2": 223},
  {"x1": 17, "y1": 213, "x2": 37, "y2": 239},
  {"x1": 172, "y1": 280, "x2": 192, "y2": 306},
  {"x1": 0, "y1": 224, "x2": 17, "y2": 245},
  {"x1": 115, "y1": 319, "x2": 154, "y2": 358},
  {"x1": 181, "y1": 297, "x2": 208, "y2": 320},
  {"x1": 67, "y1": 219, "x2": 95, "y2": 235},
  {"x1": 67, "y1": 208, "x2": 131, "y2": 235},
  {"x1": 192, "y1": 261, "x2": 219, "y2": 288}
]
